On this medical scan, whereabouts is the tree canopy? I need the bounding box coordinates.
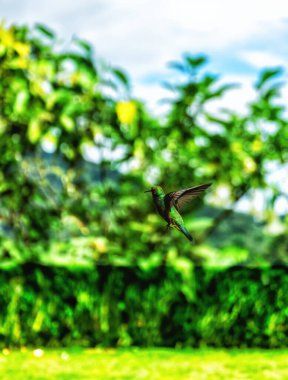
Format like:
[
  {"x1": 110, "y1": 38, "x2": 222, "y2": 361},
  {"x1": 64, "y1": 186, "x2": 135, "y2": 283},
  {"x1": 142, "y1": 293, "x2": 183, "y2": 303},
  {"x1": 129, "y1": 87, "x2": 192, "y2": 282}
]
[{"x1": 0, "y1": 22, "x2": 287, "y2": 269}]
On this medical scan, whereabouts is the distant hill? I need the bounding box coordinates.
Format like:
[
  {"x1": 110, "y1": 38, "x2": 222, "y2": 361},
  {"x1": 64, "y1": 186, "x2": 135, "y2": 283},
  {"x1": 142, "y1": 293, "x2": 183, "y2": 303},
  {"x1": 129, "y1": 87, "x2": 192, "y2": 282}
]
[{"x1": 197, "y1": 206, "x2": 274, "y2": 262}]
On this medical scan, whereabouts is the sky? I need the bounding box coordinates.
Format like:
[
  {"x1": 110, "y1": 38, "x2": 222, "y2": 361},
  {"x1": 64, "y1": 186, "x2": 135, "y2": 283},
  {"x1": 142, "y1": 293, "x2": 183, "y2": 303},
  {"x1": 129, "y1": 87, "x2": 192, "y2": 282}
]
[
  {"x1": 2, "y1": 0, "x2": 288, "y2": 216},
  {"x1": 3, "y1": 0, "x2": 288, "y2": 115}
]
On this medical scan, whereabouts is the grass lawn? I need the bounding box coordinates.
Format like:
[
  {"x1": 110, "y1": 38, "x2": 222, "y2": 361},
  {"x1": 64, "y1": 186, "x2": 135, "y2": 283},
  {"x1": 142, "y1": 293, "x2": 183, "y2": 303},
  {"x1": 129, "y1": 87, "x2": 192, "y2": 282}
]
[{"x1": 0, "y1": 348, "x2": 287, "y2": 380}]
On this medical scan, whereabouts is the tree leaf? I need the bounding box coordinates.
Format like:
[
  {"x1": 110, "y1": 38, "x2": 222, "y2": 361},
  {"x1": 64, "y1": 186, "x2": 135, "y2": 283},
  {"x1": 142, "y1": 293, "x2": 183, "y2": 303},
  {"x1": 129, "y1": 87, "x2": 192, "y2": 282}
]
[
  {"x1": 74, "y1": 38, "x2": 93, "y2": 55},
  {"x1": 28, "y1": 119, "x2": 41, "y2": 143},
  {"x1": 35, "y1": 23, "x2": 55, "y2": 39},
  {"x1": 255, "y1": 67, "x2": 283, "y2": 89},
  {"x1": 184, "y1": 54, "x2": 207, "y2": 69},
  {"x1": 112, "y1": 67, "x2": 130, "y2": 89}
]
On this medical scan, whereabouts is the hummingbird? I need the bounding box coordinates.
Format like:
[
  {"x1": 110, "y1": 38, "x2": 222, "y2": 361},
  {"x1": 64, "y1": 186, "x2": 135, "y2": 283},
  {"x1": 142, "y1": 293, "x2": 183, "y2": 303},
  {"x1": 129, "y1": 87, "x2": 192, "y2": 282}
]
[{"x1": 145, "y1": 183, "x2": 212, "y2": 243}]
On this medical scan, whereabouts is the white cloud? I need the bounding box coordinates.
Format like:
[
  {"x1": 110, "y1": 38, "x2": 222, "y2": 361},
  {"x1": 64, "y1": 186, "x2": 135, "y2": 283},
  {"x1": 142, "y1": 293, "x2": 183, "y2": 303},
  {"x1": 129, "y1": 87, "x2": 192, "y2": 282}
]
[
  {"x1": 204, "y1": 74, "x2": 256, "y2": 115},
  {"x1": 138, "y1": 74, "x2": 257, "y2": 117},
  {"x1": 78, "y1": 0, "x2": 288, "y2": 81},
  {"x1": 132, "y1": 83, "x2": 172, "y2": 116},
  {"x1": 240, "y1": 51, "x2": 287, "y2": 69},
  {"x1": 3, "y1": 0, "x2": 288, "y2": 112}
]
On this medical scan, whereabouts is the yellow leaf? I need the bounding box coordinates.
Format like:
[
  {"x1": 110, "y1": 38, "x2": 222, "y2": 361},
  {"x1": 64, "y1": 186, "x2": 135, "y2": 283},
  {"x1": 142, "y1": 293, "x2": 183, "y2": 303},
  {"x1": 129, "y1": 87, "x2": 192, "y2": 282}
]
[
  {"x1": 28, "y1": 119, "x2": 41, "y2": 143},
  {"x1": 116, "y1": 101, "x2": 136, "y2": 124},
  {"x1": 14, "y1": 42, "x2": 30, "y2": 58},
  {"x1": 251, "y1": 138, "x2": 263, "y2": 153},
  {"x1": 16, "y1": 57, "x2": 29, "y2": 69},
  {"x1": 60, "y1": 114, "x2": 74, "y2": 132},
  {"x1": 0, "y1": 25, "x2": 15, "y2": 48}
]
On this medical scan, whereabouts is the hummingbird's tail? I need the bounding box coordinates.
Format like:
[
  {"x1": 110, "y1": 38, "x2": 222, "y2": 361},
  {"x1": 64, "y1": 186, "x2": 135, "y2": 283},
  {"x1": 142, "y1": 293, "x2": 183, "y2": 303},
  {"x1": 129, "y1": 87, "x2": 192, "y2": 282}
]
[{"x1": 176, "y1": 223, "x2": 194, "y2": 244}]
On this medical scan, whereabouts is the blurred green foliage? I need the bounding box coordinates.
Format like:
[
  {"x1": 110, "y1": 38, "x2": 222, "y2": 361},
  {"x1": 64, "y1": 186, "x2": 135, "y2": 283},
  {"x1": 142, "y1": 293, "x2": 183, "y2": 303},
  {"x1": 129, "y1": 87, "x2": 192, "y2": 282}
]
[
  {"x1": 0, "y1": 22, "x2": 288, "y2": 349},
  {"x1": 0, "y1": 264, "x2": 287, "y2": 348},
  {"x1": 0, "y1": 22, "x2": 287, "y2": 268}
]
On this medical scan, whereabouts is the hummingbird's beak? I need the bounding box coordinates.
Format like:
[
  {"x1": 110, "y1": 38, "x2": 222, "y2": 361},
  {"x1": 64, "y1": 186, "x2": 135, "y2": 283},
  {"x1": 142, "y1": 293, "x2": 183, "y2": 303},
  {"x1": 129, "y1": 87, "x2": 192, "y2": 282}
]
[{"x1": 144, "y1": 189, "x2": 152, "y2": 193}]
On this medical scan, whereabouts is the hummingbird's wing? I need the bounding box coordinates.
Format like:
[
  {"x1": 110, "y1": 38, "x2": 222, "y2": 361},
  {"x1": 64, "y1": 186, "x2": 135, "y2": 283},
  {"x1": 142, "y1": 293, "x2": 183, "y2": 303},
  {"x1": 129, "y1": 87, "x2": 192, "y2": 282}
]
[{"x1": 165, "y1": 183, "x2": 212, "y2": 211}]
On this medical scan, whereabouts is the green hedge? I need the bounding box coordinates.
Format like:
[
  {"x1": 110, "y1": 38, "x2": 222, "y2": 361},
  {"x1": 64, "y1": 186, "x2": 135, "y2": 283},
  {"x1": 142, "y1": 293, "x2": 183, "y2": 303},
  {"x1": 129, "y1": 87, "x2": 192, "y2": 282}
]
[{"x1": 0, "y1": 264, "x2": 287, "y2": 348}]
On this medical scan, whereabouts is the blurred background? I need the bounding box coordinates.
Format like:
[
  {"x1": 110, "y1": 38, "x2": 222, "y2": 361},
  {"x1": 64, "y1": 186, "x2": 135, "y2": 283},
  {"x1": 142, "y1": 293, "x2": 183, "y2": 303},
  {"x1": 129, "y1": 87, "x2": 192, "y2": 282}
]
[{"x1": 0, "y1": 1, "x2": 288, "y2": 377}]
